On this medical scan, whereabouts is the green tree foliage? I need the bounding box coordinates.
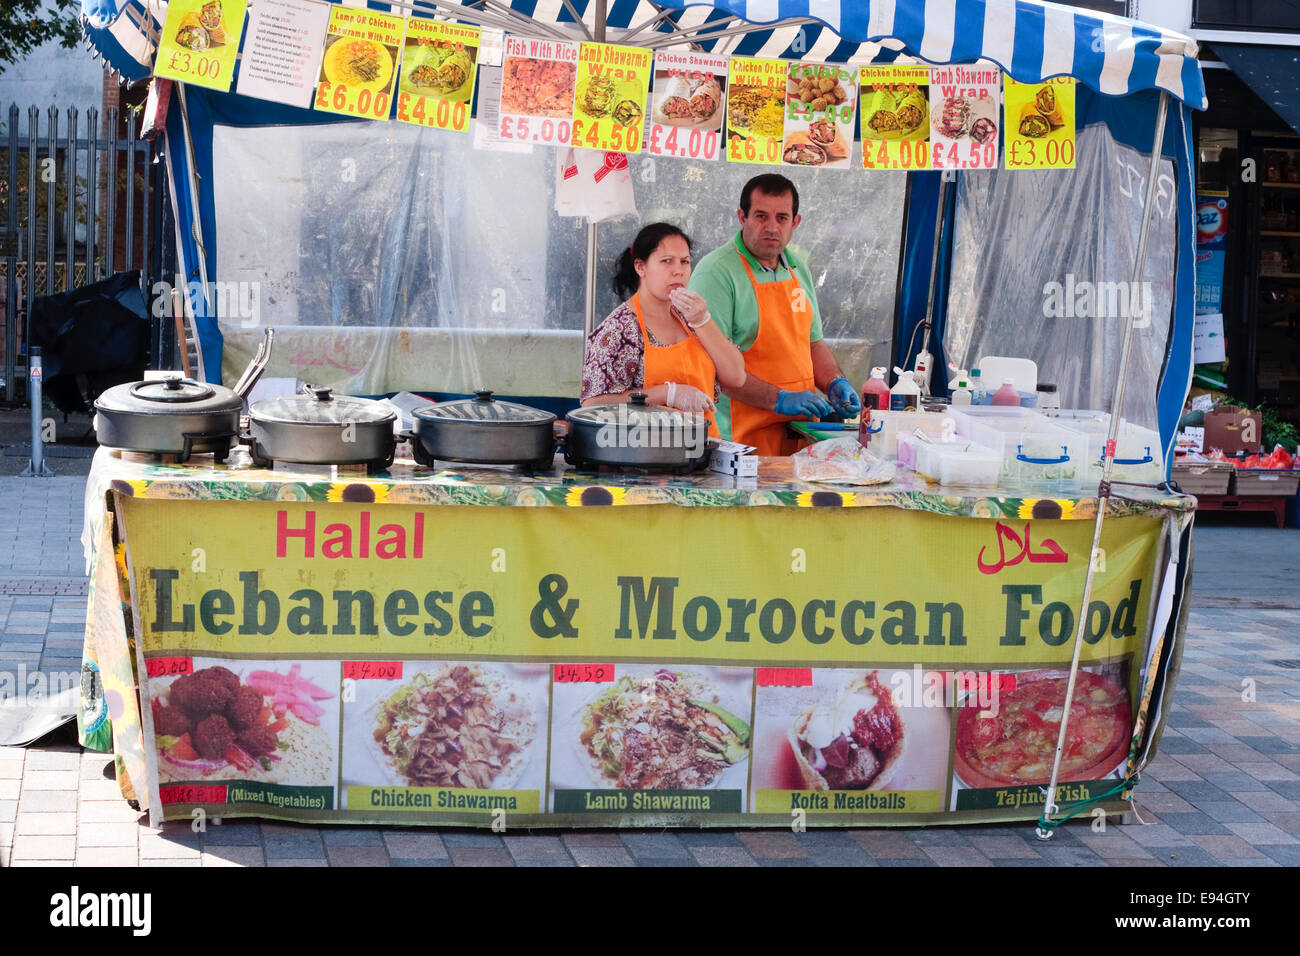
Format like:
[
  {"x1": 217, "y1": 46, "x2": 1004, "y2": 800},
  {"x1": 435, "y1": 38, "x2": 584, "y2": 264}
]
[{"x1": 0, "y1": 1, "x2": 83, "y2": 76}]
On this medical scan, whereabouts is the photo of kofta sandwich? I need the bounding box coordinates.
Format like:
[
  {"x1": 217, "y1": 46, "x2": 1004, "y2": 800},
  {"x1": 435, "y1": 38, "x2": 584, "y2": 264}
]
[{"x1": 787, "y1": 671, "x2": 904, "y2": 790}]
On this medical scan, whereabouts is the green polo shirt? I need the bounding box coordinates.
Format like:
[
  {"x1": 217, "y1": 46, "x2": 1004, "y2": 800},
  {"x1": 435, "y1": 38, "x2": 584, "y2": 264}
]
[{"x1": 688, "y1": 231, "x2": 824, "y2": 441}]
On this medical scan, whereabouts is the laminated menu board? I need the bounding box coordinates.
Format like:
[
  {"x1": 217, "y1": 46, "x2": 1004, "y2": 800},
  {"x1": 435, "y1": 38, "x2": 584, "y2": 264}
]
[
  {"x1": 395, "y1": 18, "x2": 480, "y2": 133},
  {"x1": 497, "y1": 35, "x2": 580, "y2": 148},
  {"x1": 929, "y1": 65, "x2": 1001, "y2": 170},
  {"x1": 235, "y1": 0, "x2": 331, "y2": 109},
  {"x1": 571, "y1": 42, "x2": 652, "y2": 153},
  {"x1": 313, "y1": 5, "x2": 405, "y2": 121},
  {"x1": 726, "y1": 57, "x2": 787, "y2": 165},
  {"x1": 154, "y1": 0, "x2": 249, "y2": 91},
  {"x1": 782, "y1": 61, "x2": 858, "y2": 170},
  {"x1": 647, "y1": 50, "x2": 728, "y2": 161},
  {"x1": 1003, "y1": 76, "x2": 1077, "y2": 170},
  {"x1": 860, "y1": 66, "x2": 930, "y2": 171}
]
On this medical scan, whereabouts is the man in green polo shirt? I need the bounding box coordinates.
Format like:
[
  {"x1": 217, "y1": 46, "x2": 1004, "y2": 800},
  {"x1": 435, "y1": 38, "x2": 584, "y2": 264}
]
[{"x1": 688, "y1": 173, "x2": 860, "y2": 454}]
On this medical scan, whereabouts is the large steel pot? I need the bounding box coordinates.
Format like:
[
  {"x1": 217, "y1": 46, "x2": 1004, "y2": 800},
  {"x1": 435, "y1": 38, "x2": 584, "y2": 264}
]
[
  {"x1": 565, "y1": 392, "x2": 710, "y2": 474},
  {"x1": 410, "y1": 390, "x2": 556, "y2": 470},
  {"x1": 93, "y1": 328, "x2": 273, "y2": 463},
  {"x1": 244, "y1": 386, "x2": 398, "y2": 474}
]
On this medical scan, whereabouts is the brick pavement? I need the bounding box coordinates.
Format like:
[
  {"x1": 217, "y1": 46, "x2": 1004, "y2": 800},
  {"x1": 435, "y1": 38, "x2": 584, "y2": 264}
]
[{"x1": 0, "y1": 477, "x2": 1297, "y2": 866}]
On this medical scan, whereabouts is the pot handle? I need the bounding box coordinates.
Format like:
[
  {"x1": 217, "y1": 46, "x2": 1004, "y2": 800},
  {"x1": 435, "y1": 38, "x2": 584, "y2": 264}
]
[{"x1": 233, "y1": 327, "x2": 275, "y2": 400}]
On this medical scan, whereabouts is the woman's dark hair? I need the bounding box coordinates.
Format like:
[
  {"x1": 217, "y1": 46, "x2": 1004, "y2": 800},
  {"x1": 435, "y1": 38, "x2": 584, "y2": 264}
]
[{"x1": 612, "y1": 222, "x2": 693, "y2": 299}]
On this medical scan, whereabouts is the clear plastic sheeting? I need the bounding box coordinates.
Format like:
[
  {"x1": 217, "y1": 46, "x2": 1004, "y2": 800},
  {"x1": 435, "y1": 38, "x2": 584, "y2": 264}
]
[
  {"x1": 944, "y1": 124, "x2": 1177, "y2": 432},
  {"x1": 212, "y1": 123, "x2": 903, "y2": 398}
]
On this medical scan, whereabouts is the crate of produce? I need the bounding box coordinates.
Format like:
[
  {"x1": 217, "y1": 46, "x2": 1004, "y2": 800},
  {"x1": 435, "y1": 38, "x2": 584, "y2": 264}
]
[
  {"x1": 1171, "y1": 459, "x2": 1233, "y2": 495},
  {"x1": 1043, "y1": 409, "x2": 1165, "y2": 485},
  {"x1": 952, "y1": 406, "x2": 1088, "y2": 491},
  {"x1": 1231, "y1": 469, "x2": 1300, "y2": 497}
]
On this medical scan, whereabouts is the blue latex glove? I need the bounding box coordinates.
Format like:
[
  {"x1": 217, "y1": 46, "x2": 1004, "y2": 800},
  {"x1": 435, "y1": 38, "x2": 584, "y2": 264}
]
[
  {"x1": 827, "y1": 377, "x2": 861, "y2": 416},
  {"x1": 775, "y1": 389, "x2": 834, "y2": 419}
]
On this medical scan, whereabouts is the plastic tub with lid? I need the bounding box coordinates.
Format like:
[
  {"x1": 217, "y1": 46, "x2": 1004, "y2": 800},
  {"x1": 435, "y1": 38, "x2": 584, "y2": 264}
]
[
  {"x1": 952, "y1": 406, "x2": 1088, "y2": 490},
  {"x1": 1041, "y1": 409, "x2": 1164, "y2": 485},
  {"x1": 903, "y1": 434, "x2": 1002, "y2": 486}
]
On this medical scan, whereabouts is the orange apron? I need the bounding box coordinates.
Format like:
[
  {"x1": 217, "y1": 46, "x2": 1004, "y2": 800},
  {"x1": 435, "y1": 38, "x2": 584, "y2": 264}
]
[
  {"x1": 731, "y1": 251, "x2": 815, "y2": 456},
  {"x1": 632, "y1": 294, "x2": 721, "y2": 438}
]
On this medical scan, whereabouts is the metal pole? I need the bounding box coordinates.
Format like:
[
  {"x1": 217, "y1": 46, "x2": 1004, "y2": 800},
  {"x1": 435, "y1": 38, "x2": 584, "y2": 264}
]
[
  {"x1": 46, "y1": 105, "x2": 56, "y2": 295},
  {"x1": 581, "y1": 0, "x2": 608, "y2": 341},
  {"x1": 918, "y1": 174, "x2": 950, "y2": 395},
  {"x1": 20, "y1": 346, "x2": 53, "y2": 476},
  {"x1": 1038, "y1": 91, "x2": 1170, "y2": 839},
  {"x1": 65, "y1": 105, "x2": 76, "y2": 291}
]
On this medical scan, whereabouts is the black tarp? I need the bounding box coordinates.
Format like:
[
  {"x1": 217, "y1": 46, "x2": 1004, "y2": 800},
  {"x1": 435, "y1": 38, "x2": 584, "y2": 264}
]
[
  {"x1": 1211, "y1": 43, "x2": 1300, "y2": 138},
  {"x1": 28, "y1": 270, "x2": 149, "y2": 414}
]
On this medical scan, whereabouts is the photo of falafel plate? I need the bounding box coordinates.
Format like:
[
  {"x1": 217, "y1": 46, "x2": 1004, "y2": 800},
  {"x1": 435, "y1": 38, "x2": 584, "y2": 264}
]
[{"x1": 151, "y1": 662, "x2": 338, "y2": 786}]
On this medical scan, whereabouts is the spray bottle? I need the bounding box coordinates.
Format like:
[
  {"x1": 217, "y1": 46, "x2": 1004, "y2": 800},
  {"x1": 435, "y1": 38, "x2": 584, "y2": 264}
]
[{"x1": 859, "y1": 367, "x2": 892, "y2": 446}]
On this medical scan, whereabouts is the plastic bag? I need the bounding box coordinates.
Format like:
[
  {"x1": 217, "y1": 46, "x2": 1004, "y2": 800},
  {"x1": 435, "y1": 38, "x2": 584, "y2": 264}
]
[{"x1": 793, "y1": 437, "x2": 896, "y2": 485}]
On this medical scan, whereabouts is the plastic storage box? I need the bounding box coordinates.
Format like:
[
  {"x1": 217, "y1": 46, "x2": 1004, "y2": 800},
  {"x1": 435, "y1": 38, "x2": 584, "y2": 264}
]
[
  {"x1": 900, "y1": 432, "x2": 1002, "y2": 486},
  {"x1": 952, "y1": 406, "x2": 1088, "y2": 490},
  {"x1": 860, "y1": 409, "x2": 954, "y2": 458},
  {"x1": 1043, "y1": 409, "x2": 1165, "y2": 486}
]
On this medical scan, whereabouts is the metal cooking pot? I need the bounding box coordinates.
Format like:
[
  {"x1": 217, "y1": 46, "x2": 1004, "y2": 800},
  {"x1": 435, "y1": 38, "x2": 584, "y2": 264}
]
[
  {"x1": 565, "y1": 392, "x2": 710, "y2": 474},
  {"x1": 93, "y1": 328, "x2": 273, "y2": 463},
  {"x1": 244, "y1": 385, "x2": 398, "y2": 474},
  {"x1": 410, "y1": 390, "x2": 556, "y2": 470}
]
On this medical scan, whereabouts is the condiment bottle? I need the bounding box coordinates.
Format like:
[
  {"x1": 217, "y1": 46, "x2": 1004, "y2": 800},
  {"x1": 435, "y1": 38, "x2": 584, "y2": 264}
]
[
  {"x1": 890, "y1": 367, "x2": 921, "y2": 412},
  {"x1": 1037, "y1": 383, "x2": 1060, "y2": 409},
  {"x1": 859, "y1": 366, "x2": 891, "y2": 447},
  {"x1": 951, "y1": 379, "x2": 972, "y2": 405},
  {"x1": 992, "y1": 378, "x2": 1020, "y2": 407}
]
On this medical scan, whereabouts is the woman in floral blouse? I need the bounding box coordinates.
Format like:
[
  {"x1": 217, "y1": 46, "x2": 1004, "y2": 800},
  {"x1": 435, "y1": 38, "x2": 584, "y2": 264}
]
[{"x1": 581, "y1": 223, "x2": 745, "y2": 437}]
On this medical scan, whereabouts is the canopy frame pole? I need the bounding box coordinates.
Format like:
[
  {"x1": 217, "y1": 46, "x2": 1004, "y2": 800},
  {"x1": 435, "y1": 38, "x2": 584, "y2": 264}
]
[
  {"x1": 581, "y1": 0, "x2": 608, "y2": 343},
  {"x1": 617, "y1": 7, "x2": 681, "y2": 45},
  {"x1": 175, "y1": 84, "x2": 211, "y2": 320},
  {"x1": 648, "y1": 18, "x2": 817, "y2": 49},
  {"x1": 917, "y1": 174, "x2": 950, "y2": 394},
  {"x1": 1037, "y1": 90, "x2": 1170, "y2": 840}
]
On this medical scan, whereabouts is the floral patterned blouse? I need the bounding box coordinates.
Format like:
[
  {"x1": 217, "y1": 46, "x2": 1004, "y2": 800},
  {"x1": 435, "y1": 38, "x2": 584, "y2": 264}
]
[{"x1": 580, "y1": 300, "x2": 721, "y2": 402}]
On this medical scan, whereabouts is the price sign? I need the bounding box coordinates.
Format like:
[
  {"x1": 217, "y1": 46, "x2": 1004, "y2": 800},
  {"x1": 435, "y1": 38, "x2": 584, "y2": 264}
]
[
  {"x1": 342, "y1": 661, "x2": 404, "y2": 680},
  {"x1": 498, "y1": 35, "x2": 579, "y2": 148},
  {"x1": 726, "y1": 57, "x2": 787, "y2": 166},
  {"x1": 395, "y1": 18, "x2": 479, "y2": 133},
  {"x1": 646, "y1": 50, "x2": 728, "y2": 161},
  {"x1": 929, "y1": 65, "x2": 1001, "y2": 170},
  {"x1": 782, "y1": 61, "x2": 858, "y2": 170},
  {"x1": 313, "y1": 6, "x2": 405, "y2": 121},
  {"x1": 1003, "y1": 76, "x2": 1076, "y2": 170},
  {"x1": 755, "y1": 668, "x2": 812, "y2": 687},
  {"x1": 154, "y1": 0, "x2": 248, "y2": 92},
  {"x1": 554, "y1": 663, "x2": 615, "y2": 683},
  {"x1": 146, "y1": 656, "x2": 194, "y2": 678},
  {"x1": 860, "y1": 66, "x2": 930, "y2": 171},
  {"x1": 570, "y1": 42, "x2": 651, "y2": 153}
]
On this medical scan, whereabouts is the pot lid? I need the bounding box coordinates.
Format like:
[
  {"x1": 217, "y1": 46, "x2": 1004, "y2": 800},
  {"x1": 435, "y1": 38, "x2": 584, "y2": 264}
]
[
  {"x1": 567, "y1": 392, "x2": 706, "y2": 430},
  {"x1": 132, "y1": 377, "x2": 216, "y2": 403},
  {"x1": 414, "y1": 390, "x2": 556, "y2": 425},
  {"x1": 251, "y1": 386, "x2": 397, "y2": 425},
  {"x1": 94, "y1": 375, "x2": 242, "y2": 414}
]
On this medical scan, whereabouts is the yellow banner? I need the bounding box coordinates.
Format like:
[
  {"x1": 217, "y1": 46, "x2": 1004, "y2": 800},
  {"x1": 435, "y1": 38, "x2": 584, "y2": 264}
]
[
  {"x1": 313, "y1": 7, "x2": 405, "y2": 121},
  {"x1": 727, "y1": 57, "x2": 787, "y2": 165},
  {"x1": 154, "y1": 0, "x2": 247, "y2": 92},
  {"x1": 1003, "y1": 76, "x2": 1077, "y2": 170},
  {"x1": 571, "y1": 42, "x2": 652, "y2": 153},
  {"x1": 394, "y1": 18, "x2": 479, "y2": 133},
  {"x1": 860, "y1": 65, "x2": 931, "y2": 171}
]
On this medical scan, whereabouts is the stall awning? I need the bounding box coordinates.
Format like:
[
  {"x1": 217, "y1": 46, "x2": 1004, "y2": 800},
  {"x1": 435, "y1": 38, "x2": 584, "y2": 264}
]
[
  {"x1": 1209, "y1": 42, "x2": 1300, "y2": 136},
  {"x1": 82, "y1": 0, "x2": 1205, "y2": 107}
]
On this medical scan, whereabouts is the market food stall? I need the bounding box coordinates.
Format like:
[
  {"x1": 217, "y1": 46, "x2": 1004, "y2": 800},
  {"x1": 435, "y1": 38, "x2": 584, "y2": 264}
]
[{"x1": 77, "y1": 0, "x2": 1203, "y2": 830}]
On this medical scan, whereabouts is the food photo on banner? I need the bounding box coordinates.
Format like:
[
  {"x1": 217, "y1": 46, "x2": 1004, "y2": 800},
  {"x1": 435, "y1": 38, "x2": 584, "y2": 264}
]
[{"x1": 61, "y1": 0, "x2": 1215, "y2": 856}]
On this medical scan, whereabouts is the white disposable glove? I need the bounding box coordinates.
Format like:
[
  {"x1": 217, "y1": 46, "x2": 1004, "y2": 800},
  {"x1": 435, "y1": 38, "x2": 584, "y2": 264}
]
[
  {"x1": 664, "y1": 382, "x2": 716, "y2": 414},
  {"x1": 668, "y1": 288, "x2": 711, "y2": 328}
]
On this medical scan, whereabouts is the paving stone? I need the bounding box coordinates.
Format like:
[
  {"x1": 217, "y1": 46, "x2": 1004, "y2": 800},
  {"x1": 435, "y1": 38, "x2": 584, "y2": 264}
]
[
  {"x1": 263, "y1": 835, "x2": 325, "y2": 859},
  {"x1": 1171, "y1": 753, "x2": 1237, "y2": 773},
  {"x1": 267, "y1": 858, "x2": 329, "y2": 867},
  {"x1": 1260, "y1": 845, "x2": 1300, "y2": 865},
  {"x1": 10, "y1": 835, "x2": 75, "y2": 860},
  {"x1": 1134, "y1": 792, "x2": 1197, "y2": 814},
  {"x1": 19, "y1": 789, "x2": 76, "y2": 812},
  {"x1": 441, "y1": 831, "x2": 506, "y2": 848},
  {"x1": 1161, "y1": 846, "x2": 1226, "y2": 867},
  {"x1": 391, "y1": 858, "x2": 454, "y2": 867},
  {"x1": 17, "y1": 811, "x2": 76, "y2": 836},
  {"x1": 1230, "y1": 790, "x2": 1298, "y2": 812},
  {"x1": 561, "y1": 831, "x2": 623, "y2": 847},
  {"x1": 1188, "y1": 835, "x2": 1267, "y2": 860},
  {"x1": 138, "y1": 830, "x2": 202, "y2": 858},
  {"x1": 789, "y1": 829, "x2": 860, "y2": 848},
  {"x1": 78, "y1": 799, "x2": 143, "y2": 823},
  {"x1": 0, "y1": 760, "x2": 24, "y2": 781},
  {"x1": 18, "y1": 769, "x2": 77, "y2": 791},
  {"x1": 321, "y1": 827, "x2": 383, "y2": 846},
  {"x1": 78, "y1": 778, "x2": 127, "y2": 800},
  {"x1": 1235, "y1": 761, "x2": 1299, "y2": 781},
  {"x1": 1259, "y1": 811, "x2": 1300, "y2": 833},
  {"x1": 619, "y1": 832, "x2": 691, "y2": 860},
  {"x1": 676, "y1": 830, "x2": 742, "y2": 847},
  {"x1": 204, "y1": 848, "x2": 267, "y2": 872},
  {"x1": 326, "y1": 846, "x2": 391, "y2": 866},
  {"x1": 1202, "y1": 772, "x2": 1271, "y2": 792},
  {"x1": 736, "y1": 830, "x2": 809, "y2": 859},
  {"x1": 380, "y1": 831, "x2": 448, "y2": 860},
  {"x1": 1224, "y1": 822, "x2": 1297, "y2": 845},
  {"x1": 503, "y1": 834, "x2": 571, "y2": 862},
  {"x1": 852, "y1": 830, "x2": 929, "y2": 859},
  {"x1": 76, "y1": 821, "x2": 139, "y2": 847},
  {"x1": 1155, "y1": 812, "x2": 1231, "y2": 836},
  {"x1": 516, "y1": 859, "x2": 577, "y2": 867},
  {"x1": 199, "y1": 821, "x2": 263, "y2": 846},
  {"x1": 1033, "y1": 844, "x2": 1104, "y2": 866},
  {"x1": 140, "y1": 858, "x2": 200, "y2": 867},
  {"x1": 923, "y1": 846, "x2": 994, "y2": 866},
  {"x1": 1266, "y1": 780, "x2": 1300, "y2": 801},
  {"x1": 448, "y1": 848, "x2": 516, "y2": 866},
  {"x1": 1075, "y1": 831, "x2": 1155, "y2": 859},
  {"x1": 687, "y1": 846, "x2": 758, "y2": 867},
  {"x1": 1235, "y1": 736, "x2": 1297, "y2": 755},
  {"x1": 75, "y1": 847, "x2": 141, "y2": 866}
]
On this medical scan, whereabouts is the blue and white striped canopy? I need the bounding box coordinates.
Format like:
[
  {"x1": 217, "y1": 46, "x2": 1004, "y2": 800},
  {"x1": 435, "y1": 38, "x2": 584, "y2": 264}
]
[{"x1": 83, "y1": 0, "x2": 1204, "y2": 108}]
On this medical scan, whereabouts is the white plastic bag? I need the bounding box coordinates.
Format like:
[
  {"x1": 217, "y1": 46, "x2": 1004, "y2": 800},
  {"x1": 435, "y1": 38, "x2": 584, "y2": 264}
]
[
  {"x1": 793, "y1": 437, "x2": 896, "y2": 485},
  {"x1": 554, "y1": 148, "x2": 638, "y2": 223}
]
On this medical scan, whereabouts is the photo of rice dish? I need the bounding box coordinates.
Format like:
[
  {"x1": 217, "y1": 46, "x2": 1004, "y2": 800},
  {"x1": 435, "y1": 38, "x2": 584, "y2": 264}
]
[
  {"x1": 322, "y1": 37, "x2": 394, "y2": 91},
  {"x1": 373, "y1": 664, "x2": 536, "y2": 789},
  {"x1": 152, "y1": 663, "x2": 336, "y2": 787},
  {"x1": 728, "y1": 84, "x2": 784, "y2": 139},
  {"x1": 501, "y1": 56, "x2": 576, "y2": 117},
  {"x1": 576, "y1": 667, "x2": 750, "y2": 790}
]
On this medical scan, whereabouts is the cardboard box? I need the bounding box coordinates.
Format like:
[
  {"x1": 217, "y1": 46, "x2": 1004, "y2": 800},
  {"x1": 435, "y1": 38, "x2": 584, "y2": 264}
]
[
  {"x1": 1172, "y1": 460, "x2": 1232, "y2": 496},
  {"x1": 708, "y1": 438, "x2": 758, "y2": 477},
  {"x1": 1202, "y1": 406, "x2": 1262, "y2": 456},
  {"x1": 1232, "y1": 470, "x2": 1300, "y2": 497}
]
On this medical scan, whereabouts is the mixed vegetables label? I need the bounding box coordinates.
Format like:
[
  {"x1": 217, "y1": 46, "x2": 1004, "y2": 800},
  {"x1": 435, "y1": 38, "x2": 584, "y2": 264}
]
[
  {"x1": 395, "y1": 18, "x2": 480, "y2": 133},
  {"x1": 155, "y1": 0, "x2": 249, "y2": 92},
  {"x1": 570, "y1": 43, "x2": 653, "y2": 154}
]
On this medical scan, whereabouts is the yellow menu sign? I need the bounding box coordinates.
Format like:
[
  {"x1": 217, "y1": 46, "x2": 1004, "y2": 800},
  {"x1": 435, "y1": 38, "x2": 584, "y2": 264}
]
[
  {"x1": 726, "y1": 57, "x2": 786, "y2": 165},
  {"x1": 395, "y1": 18, "x2": 480, "y2": 133},
  {"x1": 313, "y1": 7, "x2": 405, "y2": 121},
  {"x1": 860, "y1": 66, "x2": 931, "y2": 171},
  {"x1": 571, "y1": 43, "x2": 652, "y2": 153},
  {"x1": 154, "y1": 0, "x2": 248, "y2": 92},
  {"x1": 1003, "y1": 76, "x2": 1076, "y2": 170}
]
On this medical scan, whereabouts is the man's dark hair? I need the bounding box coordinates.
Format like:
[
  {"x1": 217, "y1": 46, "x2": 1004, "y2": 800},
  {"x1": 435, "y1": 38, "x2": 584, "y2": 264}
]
[{"x1": 740, "y1": 173, "x2": 800, "y2": 217}]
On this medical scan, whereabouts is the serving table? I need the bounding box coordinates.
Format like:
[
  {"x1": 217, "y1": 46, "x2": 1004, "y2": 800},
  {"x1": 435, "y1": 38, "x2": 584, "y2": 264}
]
[{"x1": 77, "y1": 446, "x2": 1194, "y2": 829}]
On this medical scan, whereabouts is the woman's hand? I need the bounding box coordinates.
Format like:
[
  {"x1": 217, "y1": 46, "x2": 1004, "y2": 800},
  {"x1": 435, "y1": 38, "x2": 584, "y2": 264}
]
[
  {"x1": 665, "y1": 383, "x2": 716, "y2": 414},
  {"x1": 668, "y1": 288, "x2": 710, "y2": 329}
]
